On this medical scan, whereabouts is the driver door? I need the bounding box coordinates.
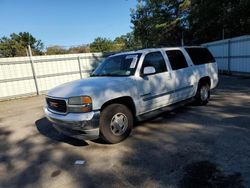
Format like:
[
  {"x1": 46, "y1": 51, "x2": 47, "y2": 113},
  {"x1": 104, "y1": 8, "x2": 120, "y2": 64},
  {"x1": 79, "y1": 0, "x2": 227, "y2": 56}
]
[{"x1": 136, "y1": 51, "x2": 175, "y2": 114}]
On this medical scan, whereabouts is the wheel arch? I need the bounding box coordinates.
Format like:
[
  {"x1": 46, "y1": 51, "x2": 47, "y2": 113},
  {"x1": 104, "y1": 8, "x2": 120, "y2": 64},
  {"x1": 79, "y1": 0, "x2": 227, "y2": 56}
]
[
  {"x1": 100, "y1": 96, "x2": 136, "y2": 117},
  {"x1": 198, "y1": 76, "x2": 211, "y2": 87}
]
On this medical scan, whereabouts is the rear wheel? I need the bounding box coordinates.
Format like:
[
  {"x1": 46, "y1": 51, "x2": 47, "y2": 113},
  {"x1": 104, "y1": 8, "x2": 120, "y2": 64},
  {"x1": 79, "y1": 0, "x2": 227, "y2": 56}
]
[
  {"x1": 195, "y1": 83, "x2": 210, "y2": 105},
  {"x1": 100, "y1": 104, "x2": 133, "y2": 144}
]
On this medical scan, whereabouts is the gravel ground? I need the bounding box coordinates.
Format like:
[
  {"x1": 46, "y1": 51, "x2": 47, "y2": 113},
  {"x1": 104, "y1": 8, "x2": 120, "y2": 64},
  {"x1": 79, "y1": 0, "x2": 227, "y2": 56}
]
[{"x1": 0, "y1": 75, "x2": 250, "y2": 188}]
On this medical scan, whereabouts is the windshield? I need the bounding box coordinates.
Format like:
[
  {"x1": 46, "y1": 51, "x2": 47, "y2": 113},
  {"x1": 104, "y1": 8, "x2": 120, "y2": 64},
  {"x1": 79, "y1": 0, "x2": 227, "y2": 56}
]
[{"x1": 91, "y1": 53, "x2": 141, "y2": 77}]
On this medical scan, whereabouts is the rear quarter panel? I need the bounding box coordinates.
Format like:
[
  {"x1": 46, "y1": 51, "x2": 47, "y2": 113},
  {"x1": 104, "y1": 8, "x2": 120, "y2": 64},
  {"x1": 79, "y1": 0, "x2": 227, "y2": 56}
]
[{"x1": 192, "y1": 62, "x2": 219, "y2": 89}]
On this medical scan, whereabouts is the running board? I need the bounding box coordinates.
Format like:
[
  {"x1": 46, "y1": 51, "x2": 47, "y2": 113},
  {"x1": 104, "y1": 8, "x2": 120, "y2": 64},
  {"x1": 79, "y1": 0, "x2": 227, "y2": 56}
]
[{"x1": 136, "y1": 98, "x2": 194, "y2": 122}]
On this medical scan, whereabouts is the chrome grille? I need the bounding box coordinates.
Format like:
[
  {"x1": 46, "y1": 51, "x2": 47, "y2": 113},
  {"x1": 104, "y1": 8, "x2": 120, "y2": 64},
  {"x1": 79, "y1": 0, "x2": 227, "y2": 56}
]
[{"x1": 46, "y1": 97, "x2": 67, "y2": 113}]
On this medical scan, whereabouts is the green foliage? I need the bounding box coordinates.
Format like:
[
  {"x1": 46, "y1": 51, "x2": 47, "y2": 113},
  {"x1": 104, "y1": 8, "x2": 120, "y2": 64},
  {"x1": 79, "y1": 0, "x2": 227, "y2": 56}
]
[
  {"x1": 46, "y1": 46, "x2": 68, "y2": 55},
  {"x1": 115, "y1": 32, "x2": 142, "y2": 50},
  {"x1": 68, "y1": 45, "x2": 90, "y2": 53},
  {"x1": 46, "y1": 45, "x2": 90, "y2": 55},
  {"x1": 89, "y1": 37, "x2": 114, "y2": 52},
  {"x1": 131, "y1": 0, "x2": 250, "y2": 46},
  {"x1": 1, "y1": 1, "x2": 249, "y2": 57},
  {"x1": 131, "y1": 0, "x2": 188, "y2": 47},
  {"x1": 112, "y1": 32, "x2": 142, "y2": 52},
  {"x1": 89, "y1": 33, "x2": 141, "y2": 53},
  {"x1": 188, "y1": 0, "x2": 250, "y2": 44},
  {"x1": 0, "y1": 32, "x2": 44, "y2": 57}
]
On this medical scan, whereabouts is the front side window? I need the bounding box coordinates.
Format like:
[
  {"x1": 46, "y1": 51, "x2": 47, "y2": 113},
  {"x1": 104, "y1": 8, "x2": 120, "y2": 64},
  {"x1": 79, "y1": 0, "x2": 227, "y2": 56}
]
[
  {"x1": 141, "y1": 52, "x2": 167, "y2": 74},
  {"x1": 92, "y1": 53, "x2": 141, "y2": 76},
  {"x1": 166, "y1": 50, "x2": 188, "y2": 70}
]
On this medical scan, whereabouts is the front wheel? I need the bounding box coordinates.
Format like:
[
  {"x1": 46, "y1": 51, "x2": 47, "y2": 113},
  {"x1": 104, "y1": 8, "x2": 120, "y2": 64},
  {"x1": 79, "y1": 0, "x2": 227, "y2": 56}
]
[
  {"x1": 100, "y1": 104, "x2": 133, "y2": 144},
  {"x1": 195, "y1": 83, "x2": 210, "y2": 105}
]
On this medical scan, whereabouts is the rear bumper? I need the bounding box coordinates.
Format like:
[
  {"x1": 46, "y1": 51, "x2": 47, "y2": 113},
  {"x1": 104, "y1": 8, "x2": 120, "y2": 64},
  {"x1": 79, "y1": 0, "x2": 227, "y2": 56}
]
[{"x1": 44, "y1": 107, "x2": 100, "y2": 140}]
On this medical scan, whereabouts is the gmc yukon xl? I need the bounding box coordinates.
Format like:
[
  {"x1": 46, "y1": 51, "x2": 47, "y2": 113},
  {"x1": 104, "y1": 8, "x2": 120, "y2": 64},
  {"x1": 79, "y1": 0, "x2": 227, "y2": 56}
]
[{"x1": 44, "y1": 47, "x2": 218, "y2": 143}]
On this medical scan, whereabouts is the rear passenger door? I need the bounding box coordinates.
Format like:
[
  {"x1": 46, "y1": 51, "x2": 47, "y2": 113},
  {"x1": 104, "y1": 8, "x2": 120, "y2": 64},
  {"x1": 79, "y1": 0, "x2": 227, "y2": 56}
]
[{"x1": 165, "y1": 49, "x2": 195, "y2": 102}]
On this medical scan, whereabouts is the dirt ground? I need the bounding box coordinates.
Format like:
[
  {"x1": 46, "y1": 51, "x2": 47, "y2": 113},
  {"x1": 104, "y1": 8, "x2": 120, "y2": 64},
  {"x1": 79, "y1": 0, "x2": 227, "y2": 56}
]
[{"x1": 0, "y1": 75, "x2": 250, "y2": 188}]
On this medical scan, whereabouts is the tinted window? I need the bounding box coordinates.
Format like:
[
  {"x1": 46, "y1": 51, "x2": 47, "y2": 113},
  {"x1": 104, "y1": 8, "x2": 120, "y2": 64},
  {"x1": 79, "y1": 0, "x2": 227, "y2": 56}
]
[
  {"x1": 142, "y1": 52, "x2": 167, "y2": 74},
  {"x1": 166, "y1": 50, "x2": 188, "y2": 70},
  {"x1": 185, "y1": 48, "x2": 215, "y2": 65}
]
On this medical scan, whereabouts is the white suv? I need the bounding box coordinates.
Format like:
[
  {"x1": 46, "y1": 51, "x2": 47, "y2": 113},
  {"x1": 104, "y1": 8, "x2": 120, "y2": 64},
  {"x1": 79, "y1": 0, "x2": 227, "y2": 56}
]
[{"x1": 44, "y1": 47, "x2": 218, "y2": 143}]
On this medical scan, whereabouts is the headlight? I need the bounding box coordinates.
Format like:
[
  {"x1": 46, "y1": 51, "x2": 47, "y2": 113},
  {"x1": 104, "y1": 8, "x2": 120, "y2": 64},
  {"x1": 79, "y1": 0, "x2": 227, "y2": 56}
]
[
  {"x1": 68, "y1": 96, "x2": 92, "y2": 113},
  {"x1": 68, "y1": 96, "x2": 92, "y2": 105}
]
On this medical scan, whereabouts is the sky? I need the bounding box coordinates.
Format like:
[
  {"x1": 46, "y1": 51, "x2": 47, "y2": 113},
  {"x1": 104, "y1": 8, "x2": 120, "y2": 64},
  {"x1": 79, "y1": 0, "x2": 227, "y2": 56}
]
[{"x1": 0, "y1": 0, "x2": 138, "y2": 47}]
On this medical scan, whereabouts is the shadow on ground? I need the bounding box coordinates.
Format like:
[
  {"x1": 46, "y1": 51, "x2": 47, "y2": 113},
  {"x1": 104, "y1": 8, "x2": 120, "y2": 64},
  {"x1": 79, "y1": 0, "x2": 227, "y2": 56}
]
[
  {"x1": 35, "y1": 117, "x2": 88, "y2": 147},
  {"x1": 0, "y1": 75, "x2": 249, "y2": 187},
  {"x1": 179, "y1": 160, "x2": 244, "y2": 188}
]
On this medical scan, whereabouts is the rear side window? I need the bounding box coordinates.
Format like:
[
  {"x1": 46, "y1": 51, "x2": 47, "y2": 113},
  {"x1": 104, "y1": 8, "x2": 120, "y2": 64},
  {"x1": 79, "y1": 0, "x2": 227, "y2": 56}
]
[
  {"x1": 185, "y1": 48, "x2": 215, "y2": 65},
  {"x1": 142, "y1": 52, "x2": 167, "y2": 74},
  {"x1": 165, "y1": 50, "x2": 188, "y2": 70}
]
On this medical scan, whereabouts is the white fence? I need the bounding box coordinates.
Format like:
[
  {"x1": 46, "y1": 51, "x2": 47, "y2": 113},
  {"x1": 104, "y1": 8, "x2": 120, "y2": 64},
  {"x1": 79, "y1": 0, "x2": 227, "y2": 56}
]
[
  {"x1": 203, "y1": 35, "x2": 250, "y2": 75},
  {"x1": 1, "y1": 36, "x2": 250, "y2": 100},
  {"x1": 0, "y1": 53, "x2": 105, "y2": 100}
]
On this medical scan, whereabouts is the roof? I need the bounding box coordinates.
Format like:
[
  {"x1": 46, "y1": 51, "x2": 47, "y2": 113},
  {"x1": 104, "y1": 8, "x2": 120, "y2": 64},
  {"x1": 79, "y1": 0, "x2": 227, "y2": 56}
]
[{"x1": 110, "y1": 46, "x2": 204, "y2": 57}]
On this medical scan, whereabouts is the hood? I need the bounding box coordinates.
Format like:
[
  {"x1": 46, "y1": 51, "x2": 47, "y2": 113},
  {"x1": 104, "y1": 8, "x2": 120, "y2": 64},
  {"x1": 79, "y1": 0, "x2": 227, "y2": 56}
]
[{"x1": 47, "y1": 77, "x2": 128, "y2": 98}]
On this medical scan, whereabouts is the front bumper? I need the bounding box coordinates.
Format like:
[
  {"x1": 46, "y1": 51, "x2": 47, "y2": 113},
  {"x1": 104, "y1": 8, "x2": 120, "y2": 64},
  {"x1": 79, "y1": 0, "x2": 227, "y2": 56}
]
[{"x1": 44, "y1": 107, "x2": 100, "y2": 140}]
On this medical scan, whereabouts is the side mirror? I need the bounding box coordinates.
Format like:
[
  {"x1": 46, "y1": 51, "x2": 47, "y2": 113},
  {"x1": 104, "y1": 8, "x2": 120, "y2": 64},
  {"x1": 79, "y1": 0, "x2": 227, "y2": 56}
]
[{"x1": 143, "y1": 66, "x2": 156, "y2": 76}]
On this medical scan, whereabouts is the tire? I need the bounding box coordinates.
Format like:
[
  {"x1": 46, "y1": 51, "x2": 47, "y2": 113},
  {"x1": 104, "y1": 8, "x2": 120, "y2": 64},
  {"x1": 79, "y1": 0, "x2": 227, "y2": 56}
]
[
  {"x1": 100, "y1": 104, "x2": 133, "y2": 144},
  {"x1": 195, "y1": 83, "x2": 210, "y2": 105}
]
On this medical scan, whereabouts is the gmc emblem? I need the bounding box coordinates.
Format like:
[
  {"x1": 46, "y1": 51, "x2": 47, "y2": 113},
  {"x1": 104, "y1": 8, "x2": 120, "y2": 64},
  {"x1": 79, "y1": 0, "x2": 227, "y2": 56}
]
[{"x1": 49, "y1": 101, "x2": 59, "y2": 108}]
